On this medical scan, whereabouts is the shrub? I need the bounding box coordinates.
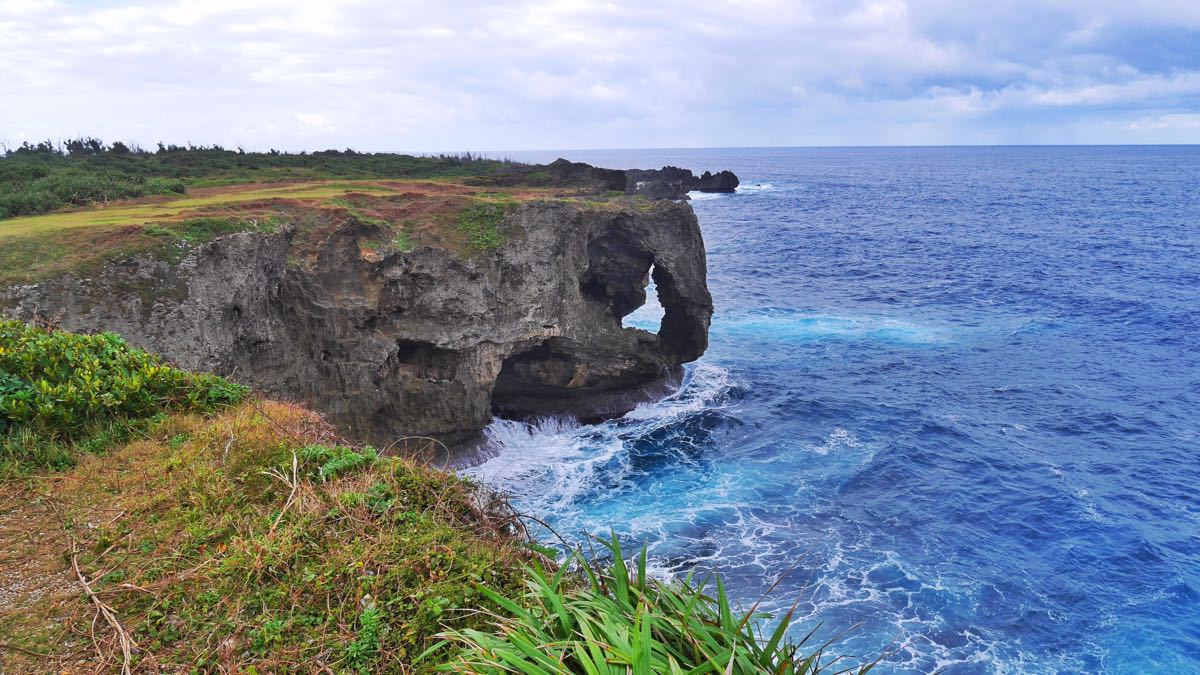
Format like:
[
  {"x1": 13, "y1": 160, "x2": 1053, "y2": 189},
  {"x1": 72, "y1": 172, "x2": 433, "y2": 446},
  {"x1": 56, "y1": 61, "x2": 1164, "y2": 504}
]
[
  {"x1": 0, "y1": 171, "x2": 185, "y2": 219},
  {"x1": 0, "y1": 320, "x2": 247, "y2": 474},
  {"x1": 425, "y1": 534, "x2": 878, "y2": 674},
  {"x1": 0, "y1": 320, "x2": 244, "y2": 436}
]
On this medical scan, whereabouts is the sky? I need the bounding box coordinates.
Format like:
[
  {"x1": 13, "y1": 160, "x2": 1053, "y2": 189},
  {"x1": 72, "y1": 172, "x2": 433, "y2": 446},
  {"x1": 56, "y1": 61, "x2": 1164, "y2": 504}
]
[{"x1": 2, "y1": 0, "x2": 1199, "y2": 151}]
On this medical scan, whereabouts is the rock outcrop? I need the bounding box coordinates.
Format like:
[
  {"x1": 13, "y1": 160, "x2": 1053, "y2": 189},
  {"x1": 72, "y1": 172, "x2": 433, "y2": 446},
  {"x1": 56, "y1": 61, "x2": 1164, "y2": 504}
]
[
  {"x1": 626, "y1": 166, "x2": 740, "y2": 199},
  {"x1": 482, "y1": 161, "x2": 740, "y2": 200},
  {"x1": 1, "y1": 198, "x2": 713, "y2": 447}
]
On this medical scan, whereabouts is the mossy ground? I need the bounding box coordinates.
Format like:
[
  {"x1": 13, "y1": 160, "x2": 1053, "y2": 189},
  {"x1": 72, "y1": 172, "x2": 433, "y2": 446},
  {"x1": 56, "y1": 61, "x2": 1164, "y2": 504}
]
[{"x1": 0, "y1": 400, "x2": 532, "y2": 673}]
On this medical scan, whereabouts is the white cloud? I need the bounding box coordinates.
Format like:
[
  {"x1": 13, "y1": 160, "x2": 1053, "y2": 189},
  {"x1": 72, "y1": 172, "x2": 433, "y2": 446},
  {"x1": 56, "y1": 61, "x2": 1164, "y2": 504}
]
[
  {"x1": 0, "y1": 0, "x2": 1198, "y2": 149},
  {"x1": 1128, "y1": 113, "x2": 1200, "y2": 130}
]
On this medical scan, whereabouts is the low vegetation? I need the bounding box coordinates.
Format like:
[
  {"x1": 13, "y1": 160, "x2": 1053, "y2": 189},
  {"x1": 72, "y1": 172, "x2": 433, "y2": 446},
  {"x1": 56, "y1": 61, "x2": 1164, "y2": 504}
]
[
  {"x1": 457, "y1": 200, "x2": 515, "y2": 252},
  {"x1": 428, "y1": 536, "x2": 878, "y2": 674},
  {"x1": 0, "y1": 320, "x2": 532, "y2": 672},
  {"x1": 1, "y1": 138, "x2": 514, "y2": 219},
  {"x1": 0, "y1": 318, "x2": 246, "y2": 476}
]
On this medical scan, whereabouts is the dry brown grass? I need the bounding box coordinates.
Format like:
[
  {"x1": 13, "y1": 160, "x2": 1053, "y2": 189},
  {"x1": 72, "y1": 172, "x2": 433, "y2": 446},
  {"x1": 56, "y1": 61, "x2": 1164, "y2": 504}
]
[{"x1": 0, "y1": 400, "x2": 532, "y2": 673}]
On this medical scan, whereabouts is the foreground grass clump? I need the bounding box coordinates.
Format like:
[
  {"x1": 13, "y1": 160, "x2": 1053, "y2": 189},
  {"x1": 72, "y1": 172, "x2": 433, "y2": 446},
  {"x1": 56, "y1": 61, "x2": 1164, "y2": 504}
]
[
  {"x1": 0, "y1": 319, "x2": 246, "y2": 475},
  {"x1": 428, "y1": 536, "x2": 877, "y2": 674},
  {"x1": 0, "y1": 399, "x2": 531, "y2": 673}
]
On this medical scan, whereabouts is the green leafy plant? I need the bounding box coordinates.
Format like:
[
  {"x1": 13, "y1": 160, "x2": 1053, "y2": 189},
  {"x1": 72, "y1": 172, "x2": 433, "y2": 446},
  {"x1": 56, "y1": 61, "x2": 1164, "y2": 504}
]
[
  {"x1": 0, "y1": 320, "x2": 245, "y2": 436},
  {"x1": 457, "y1": 201, "x2": 513, "y2": 252},
  {"x1": 295, "y1": 444, "x2": 379, "y2": 481},
  {"x1": 346, "y1": 605, "x2": 384, "y2": 672},
  {"x1": 0, "y1": 320, "x2": 247, "y2": 473},
  {"x1": 424, "y1": 534, "x2": 878, "y2": 674}
]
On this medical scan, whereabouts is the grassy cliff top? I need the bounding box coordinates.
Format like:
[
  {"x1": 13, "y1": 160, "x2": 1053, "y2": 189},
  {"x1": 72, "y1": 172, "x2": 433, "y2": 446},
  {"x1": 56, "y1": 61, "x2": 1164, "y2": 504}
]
[{"x1": 0, "y1": 143, "x2": 649, "y2": 286}]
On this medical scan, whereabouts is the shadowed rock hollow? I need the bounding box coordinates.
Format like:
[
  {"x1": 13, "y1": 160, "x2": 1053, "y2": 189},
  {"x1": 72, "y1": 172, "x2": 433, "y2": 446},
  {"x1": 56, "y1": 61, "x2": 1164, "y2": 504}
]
[{"x1": 1, "y1": 194, "x2": 714, "y2": 447}]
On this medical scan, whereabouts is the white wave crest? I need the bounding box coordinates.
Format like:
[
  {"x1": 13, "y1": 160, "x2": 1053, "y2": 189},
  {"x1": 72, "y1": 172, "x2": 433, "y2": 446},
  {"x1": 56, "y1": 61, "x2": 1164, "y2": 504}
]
[
  {"x1": 625, "y1": 363, "x2": 737, "y2": 423},
  {"x1": 686, "y1": 190, "x2": 730, "y2": 201},
  {"x1": 736, "y1": 182, "x2": 774, "y2": 193},
  {"x1": 465, "y1": 364, "x2": 739, "y2": 515}
]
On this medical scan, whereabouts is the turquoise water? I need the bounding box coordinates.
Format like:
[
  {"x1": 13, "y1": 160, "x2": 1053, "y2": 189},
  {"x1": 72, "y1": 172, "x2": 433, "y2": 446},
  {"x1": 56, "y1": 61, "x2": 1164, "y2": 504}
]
[{"x1": 469, "y1": 147, "x2": 1200, "y2": 673}]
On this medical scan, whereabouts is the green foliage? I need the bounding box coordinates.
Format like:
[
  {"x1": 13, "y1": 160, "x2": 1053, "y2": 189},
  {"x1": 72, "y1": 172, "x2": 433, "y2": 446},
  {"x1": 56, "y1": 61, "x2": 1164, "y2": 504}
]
[
  {"x1": 0, "y1": 320, "x2": 244, "y2": 436},
  {"x1": 1, "y1": 139, "x2": 515, "y2": 219},
  {"x1": 392, "y1": 230, "x2": 414, "y2": 252},
  {"x1": 295, "y1": 444, "x2": 379, "y2": 481},
  {"x1": 426, "y1": 534, "x2": 878, "y2": 674},
  {"x1": 0, "y1": 320, "x2": 246, "y2": 474},
  {"x1": 346, "y1": 605, "x2": 385, "y2": 672},
  {"x1": 457, "y1": 201, "x2": 514, "y2": 252},
  {"x1": 0, "y1": 168, "x2": 185, "y2": 219},
  {"x1": 143, "y1": 215, "x2": 280, "y2": 245},
  {"x1": 329, "y1": 196, "x2": 390, "y2": 228}
]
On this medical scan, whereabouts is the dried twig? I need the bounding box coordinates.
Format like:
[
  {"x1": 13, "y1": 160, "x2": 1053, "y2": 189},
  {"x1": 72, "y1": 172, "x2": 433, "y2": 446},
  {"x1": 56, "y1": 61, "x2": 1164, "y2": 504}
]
[
  {"x1": 0, "y1": 641, "x2": 54, "y2": 658},
  {"x1": 70, "y1": 538, "x2": 136, "y2": 675},
  {"x1": 264, "y1": 451, "x2": 300, "y2": 534}
]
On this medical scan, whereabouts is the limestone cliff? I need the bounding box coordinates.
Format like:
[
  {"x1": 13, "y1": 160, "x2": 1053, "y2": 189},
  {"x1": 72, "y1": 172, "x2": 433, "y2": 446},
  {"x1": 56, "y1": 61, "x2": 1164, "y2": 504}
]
[{"x1": 1, "y1": 197, "x2": 713, "y2": 446}]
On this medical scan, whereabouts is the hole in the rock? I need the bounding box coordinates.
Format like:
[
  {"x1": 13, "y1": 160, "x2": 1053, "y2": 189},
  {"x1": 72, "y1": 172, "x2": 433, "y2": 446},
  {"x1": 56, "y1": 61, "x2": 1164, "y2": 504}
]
[
  {"x1": 621, "y1": 264, "x2": 666, "y2": 332},
  {"x1": 491, "y1": 339, "x2": 577, "y2": 417},
  {"x1": 580, "y1": 230, "x2": 653, "y2": 325},
  {"x1": 389, "y1": 339, "x2": 455, "y2": 379}
]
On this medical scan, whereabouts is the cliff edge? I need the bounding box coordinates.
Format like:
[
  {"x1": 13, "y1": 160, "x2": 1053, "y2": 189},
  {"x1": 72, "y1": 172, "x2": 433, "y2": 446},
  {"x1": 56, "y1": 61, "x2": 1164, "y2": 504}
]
[{"x1": 0, "y1": 170, "x2": 721, "y2": 446}]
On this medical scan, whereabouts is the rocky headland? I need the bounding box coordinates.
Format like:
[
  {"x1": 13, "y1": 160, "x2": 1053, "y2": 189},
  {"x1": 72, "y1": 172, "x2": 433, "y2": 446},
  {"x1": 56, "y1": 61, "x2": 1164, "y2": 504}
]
[{"x1": 0, "y1": 161, "x2": 734, "y2": 447}]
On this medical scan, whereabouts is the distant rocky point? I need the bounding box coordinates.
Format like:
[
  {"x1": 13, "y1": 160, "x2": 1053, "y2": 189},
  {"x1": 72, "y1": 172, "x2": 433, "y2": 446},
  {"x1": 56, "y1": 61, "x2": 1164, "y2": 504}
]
[{"x1": 480, "y1": 158, "x2": 740, "y2": 200}]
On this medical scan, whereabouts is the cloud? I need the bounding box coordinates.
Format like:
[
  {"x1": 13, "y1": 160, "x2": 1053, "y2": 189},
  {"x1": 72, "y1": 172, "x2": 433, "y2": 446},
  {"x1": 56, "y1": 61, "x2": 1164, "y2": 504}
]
[
  {"x1": 1128, "y1": 113, "x2": 1200, "y2": 130},
  {"x1": 0, "y1": 0, "x2": 1198, "y2": 149}
]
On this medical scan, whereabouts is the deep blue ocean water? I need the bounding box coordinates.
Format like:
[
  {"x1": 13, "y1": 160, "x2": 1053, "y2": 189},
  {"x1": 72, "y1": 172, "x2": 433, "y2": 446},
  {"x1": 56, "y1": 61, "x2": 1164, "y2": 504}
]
[{"x1": 470, "y1": 147, "x2": 1200, "y2": 673}]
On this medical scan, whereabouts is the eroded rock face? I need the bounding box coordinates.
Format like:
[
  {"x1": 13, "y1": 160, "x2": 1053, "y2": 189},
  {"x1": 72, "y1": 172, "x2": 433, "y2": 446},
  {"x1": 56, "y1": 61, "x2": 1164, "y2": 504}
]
[{"x1": 0, "y1": 200, "x2": 713, "y2": 447}]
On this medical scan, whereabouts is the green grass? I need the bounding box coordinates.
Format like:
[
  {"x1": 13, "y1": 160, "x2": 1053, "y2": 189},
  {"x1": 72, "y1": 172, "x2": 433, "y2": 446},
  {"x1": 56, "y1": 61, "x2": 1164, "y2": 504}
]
[
  {"x1": 426, "y1": 534, "x2": 878, "y2": 674},
  {"x1": 0, "y1": 214, "x2": 284, "y2": 287},
  {"x1": 0, "y1": 180, "x2": 401, "y2": 237},
  {"x1": 144, "y1": 214, "x2": 282, "y2": 245},
  {"x1": 329, "y1": 196, "x2": 390, "y2": 228},
  {"x1": 0, "y1": 321, "x2": 529, "y2": 672},
  {"x1": 0, "y1": 399, "x2": 532, "y2": 673},
  {"x1": 392, "y1": 230, "x2": 415, "y2": 252},
  {"x1": 457, "y1": 200, "x2": 515, "y2": 252}
]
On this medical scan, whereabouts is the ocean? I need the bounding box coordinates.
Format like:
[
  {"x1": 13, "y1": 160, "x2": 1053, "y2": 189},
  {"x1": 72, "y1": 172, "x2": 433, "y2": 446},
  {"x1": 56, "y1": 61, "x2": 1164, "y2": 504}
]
[{"x1": 468, "y1": 146, "x2": 1200, "y2": 673}]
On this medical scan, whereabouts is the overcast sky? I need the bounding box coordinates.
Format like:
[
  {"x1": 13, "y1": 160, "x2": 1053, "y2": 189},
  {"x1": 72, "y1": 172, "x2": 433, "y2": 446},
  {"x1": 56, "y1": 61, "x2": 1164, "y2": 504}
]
[{"x1": 2, "y1": 0, "x2": 1199, "y2": 151}]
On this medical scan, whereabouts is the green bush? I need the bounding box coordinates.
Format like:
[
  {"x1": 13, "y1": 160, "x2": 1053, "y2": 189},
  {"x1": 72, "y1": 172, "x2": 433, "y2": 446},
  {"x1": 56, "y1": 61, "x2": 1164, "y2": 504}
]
[
  {"x1": 0, "y1": 170, "x2": 185, "y2": 219},
  {"x1": 0, "y1": 320, "x2": 246, "y2": 440},
  {"x1": 425, "y1": 534, "x2": 878, "y2": 674}
]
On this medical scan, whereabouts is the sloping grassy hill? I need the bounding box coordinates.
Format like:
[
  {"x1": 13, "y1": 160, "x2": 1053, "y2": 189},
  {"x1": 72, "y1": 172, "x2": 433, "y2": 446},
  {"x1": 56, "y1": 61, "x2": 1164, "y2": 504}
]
[{"x1": 0, "y1": 320, "x2": 533, "y2": 672}]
